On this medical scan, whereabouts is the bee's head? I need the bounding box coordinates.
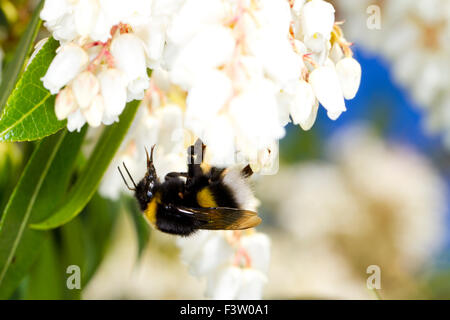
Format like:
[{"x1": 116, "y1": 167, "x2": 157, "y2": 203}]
[{"x1": 118, "y1": 145, "x2": 159, "y2": 211}]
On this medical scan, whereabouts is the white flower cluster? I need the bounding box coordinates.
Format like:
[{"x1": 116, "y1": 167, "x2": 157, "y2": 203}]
[
  {"x1": 41, "y1": 0, "x2": 153, "y2": 131},
  {"x1": 177, "y1": 230, "x2": 270, "y2": 299},
  {"x1": 41, "y1": 0, "x2": 361, "y2": 168},
  {"x1": 336, "y1": 0, "x2": 450, "y2": 146}
]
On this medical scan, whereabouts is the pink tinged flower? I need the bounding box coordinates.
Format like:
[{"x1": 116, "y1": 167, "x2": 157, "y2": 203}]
[
  {"x1": 67, "y1": 109, "x2": 86, "y2": 132},
  {"x1": 336, "y1": 57, "x2": 362, "y2": 100},
  {"x1": 110, "y1": 34, "x2": 149, "y2": 85},
  {"x1": 176, "y1": 231, "x2": 234, "y2": 277},
  {"x1": 98, "y1": 68, "x2": 128, "y2": 121},
  {"x1": 42, "y1": 44, "x2": 89, "y2": 95},
  {"x1": 309, "y1": 65, "x2": 346, "y2": 120},
  {"x1": 82, "y1": 94, "x2": 104, "y2": 127},
  {"x1": 289, "y1": 80, "x2": 319, "y2": 131},
  {"x1": 72, "y1": 71, "x2": 100, "y2": 109},
  {"x1": 55, "y1": 87, "x2": 77, "y2": 120},
  {"x1": 74, "y1": 0, "x2": 100, "y2": 38},
  {"x1": 240, "y1": 233, "x2": 271, "y2": 274}
]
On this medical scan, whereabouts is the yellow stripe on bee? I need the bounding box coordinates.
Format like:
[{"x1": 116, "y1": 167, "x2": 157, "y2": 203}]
[
  {"x1": 145, "y1": 193, "x2": 161, "y2": 226},
  {"x1": 197, "y1": 187, "x2": 218, "y2": 208}
]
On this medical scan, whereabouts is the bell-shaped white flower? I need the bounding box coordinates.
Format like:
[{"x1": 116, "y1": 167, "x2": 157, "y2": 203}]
[
  {"x1": 82, "y1": 94, "x2": 104, "y2": 127},
  {"x1": 202, "y1": 115, "x2": 236, "y2": 167},
  {"x1": 240, "y1": 232, "x2": 271, "y2": 274},
  {"x1": 205, "y1": 266, "x2": 242, "y2": 300},
  {"x1": 111, "y1": 33, "x2": 149, "y2": 88},
  {"x1": 177, "y1": 231, "x2": 234, "y2": 277},
  {"x1": 309, "y1": 65, "x2": 346, "y2": 120},
  {"x1": 235, "y1": 269, "x2": 268, "y2": 300},
  {"x1": 55, "y1": 87, "x2": 77, "y2": 120},
  {"x1": 185, "y1": 70, "x2": 233, "y2": 132},
  {"x1": 205, "y1": 266, "x2": 267, "y2": 300},
  {"x1": 170, "y1": 25, "x2": 235, "y2": 89},
  {"x1": 67, "y1": 109, "x2": 86, "y2": 132},
  {"x1": 336, "y1": 57, "x2": 362, "y2": 100},
  {"x1": 51, "y1": 14, "x2": 78, "y2": 42},
  {"x1": 41, "y1": 0, "x2": 72, "y2": 24},
  {"x1": 229, "y1": 79, "x2": 285, "y2": 149},
  {"x1": 300, "y1": 0, "x2": 335, "y2": 40},
  {"x1": 74, "y1": 0, "x2": 100, "y2": 38},
  {"x1": 167, "y1": 0, "x2": 226, "y2": 45},
  {"x1": 72, "y1": 71, "x2": 100, "y2": 109},
  {"x1": 42, "y1": 43, "x2": 89, "y2": 94},
  {"x1": 289, "y1": 80, "x2": 319, "y2": 131},
  {"x1": 98, "y1": 68, "x2": 128, "y2": 121}
]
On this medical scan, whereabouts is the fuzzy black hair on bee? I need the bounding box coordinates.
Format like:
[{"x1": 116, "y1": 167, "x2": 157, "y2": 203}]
[{"x1": 118, "y1": 139, "x2": 261, "y2": 236}]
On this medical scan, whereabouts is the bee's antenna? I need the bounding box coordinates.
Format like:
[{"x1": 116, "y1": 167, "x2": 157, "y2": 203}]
[
  {"x1": 145, "y1": 145, "x2": 156, "y2": 168},
  {"x1": 118, "y1": 162, "x2": 137, "y2": 191}
]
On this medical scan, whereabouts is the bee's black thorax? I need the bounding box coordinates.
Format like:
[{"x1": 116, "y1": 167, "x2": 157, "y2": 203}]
[{"x1": 129, "y1": 139, "x2": 257, "y2": 237}]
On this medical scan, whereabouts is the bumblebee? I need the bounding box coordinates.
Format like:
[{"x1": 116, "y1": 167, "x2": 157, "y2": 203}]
[{"x1": 118, "y1": 139, "x2": 261, "y2": 236}]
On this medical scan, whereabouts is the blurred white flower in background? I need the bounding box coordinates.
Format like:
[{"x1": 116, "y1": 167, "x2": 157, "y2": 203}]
[
  {"x1": 335, "y1": 0, "x2": 450, "y2": 147},
  {"x1": 258, "y1": 124, "x2": 447, "y2": 299},
  {"x1": 41, "y1": 0, "x2": 362, "y2": 170},
  {"x1": 177, "y1": 230, "x2": 270, "y2": 299}
]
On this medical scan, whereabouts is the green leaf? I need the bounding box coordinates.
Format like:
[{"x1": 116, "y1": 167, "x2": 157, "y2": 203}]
[
  {"x1": 0, "y1": 37, "x2": 65, "y2": 142},
  {"x1": 0, "y1": 0, "x2": 44, "y2": 112},
  {"x1": 58, "y1": 217, "x2": 86, "y2": 300},
  {"x1": 23, "y1": 234, "x2": 63, "y2": 300},
  {"x1": 82, "y1": 194, "x2": 120, "y2": 283},
  {"x1": 124, "y1": 196, "x2": 150, "y2": 260},
  {"x1": 0, "y1": 128, "x2": 86, "y2": 299},
  {"x1": 31, "y1": 101, "x2": 140, "y2": 230}
]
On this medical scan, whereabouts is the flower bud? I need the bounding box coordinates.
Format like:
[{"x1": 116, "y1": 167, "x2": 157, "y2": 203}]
[
  {"x1": 67, "y1": 109, "x2": 86, "y2": 132},
  {"x1": 98, "y1": 68, "x2": 127, "y2": 119},
  {"x1": 309, "y1": 65, "x2": 346, "y2": 120},
  {"x1": 336, "y1": 57, "x2": 362, "y2": 100},
  {"x1": 72, "y1": 71, "x2": 100, "y2": 109},
  {"x1": 82, "y1": 94, "x2": 104, "y2": 127},
  {"x1": 74, "y1": 0, "x2": 99, "y2": 38},
  {"x1": 111, "y1": 34, "x2": 148, "y2": 83},
  {"x1": 289, "y1": 80, "x2": 319, "y2": 131},
  {"x1": 55, "y1": 87, "x2": 77, "y2": 120},
  {"x1": 300, "y1": 0, "x2": 335, "y2": 40}
]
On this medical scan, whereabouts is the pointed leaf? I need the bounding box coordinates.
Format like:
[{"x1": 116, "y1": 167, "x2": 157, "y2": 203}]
[
  {"x1": 0, "y1": 0, "x2": 44, "y2": 112},
  {"x1": 0, "y1": 128, "x2": 86, "y2": 298},
  {"x1": 31, "y1": 101, "x2": 140, "y2": 230},
  {"x1": 0, "y1": 37, "x2": 65, "y2": 142}
]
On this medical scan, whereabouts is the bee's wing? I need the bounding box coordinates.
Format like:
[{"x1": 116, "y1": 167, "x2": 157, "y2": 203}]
[{"x1": 175, "y1": 206, "x2": 261, "y2": 230}]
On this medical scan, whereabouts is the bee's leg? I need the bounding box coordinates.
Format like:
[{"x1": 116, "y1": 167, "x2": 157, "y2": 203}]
[
  {"x1": 187, "y1": 139, "x2": 206, "y2": 178},
  {"x1": 164, "y1": 172, "x2": 188, "y2": 181},
  {"x1": 241, "y1": 164, "x2": 253, "y2": 178}
]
